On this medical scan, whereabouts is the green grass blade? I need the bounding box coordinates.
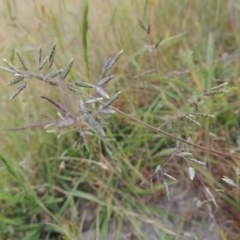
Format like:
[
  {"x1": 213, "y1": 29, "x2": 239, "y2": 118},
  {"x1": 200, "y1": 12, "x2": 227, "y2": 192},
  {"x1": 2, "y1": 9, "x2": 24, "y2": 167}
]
[{"x1": 82, "y1": 0, "x2": 90, "y2": 80}]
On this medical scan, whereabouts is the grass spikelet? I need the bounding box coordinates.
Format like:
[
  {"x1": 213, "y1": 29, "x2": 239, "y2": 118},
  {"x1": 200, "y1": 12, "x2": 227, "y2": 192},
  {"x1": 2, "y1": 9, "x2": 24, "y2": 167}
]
[
  {"x1": 144, "y1": 39, "x2": 162, "y2": 52},
  {"x1": 182, "y1": 114, "x2": 201, "y2": 126},
  {"x1": 61, "y1": 58, "x2": 74, "y2": 80},
  {"x1": 39, "y1": 56, "x2": 48, "y2": 71},
  {"x1": 200, "y1": 199, "x2": 213, "y2": 206},
  {"x1": 102, "y1": 58, "x2": 111, "y2": 74},
  {"x1": 95, "y1": 86, "x2": 110, "y2": 99},
  {"x1": 133, "y1": 69, "x2": 155, "y2": 78},
  {"x1": 188, "y1": 167, "x2": 195, "y2": 180},
  {"x1": 222, "y1": 176, "x2": 238, "y2": 187},
  {"x1": 86, "y1": 98, "x2": 103, "y2": 104},
  {"x1": 140, "y1": 165, "x2": 160, "y2": 186},
  {"x1": 6, "y1": 75, "x2": 25, "y2": 86},
  {"x1": 43, "y1": 69, "x2": 63, "y2": 81},
  {"x1": 75, "y1": 80, "x2": 95, "y2": 88},
  {"x1": 215, "y1": 189, "x2": 228, "y2": 194},
  {"x1": 0, "y1": 66, "x2": 18, "y2": 74},
  {"x1": 189, "y1": 158, "x2": 206, "y2": 165},
  {"x1": 99, "y1": 109, "x2": 115, "y2": 115},
  {"x1": 189, "y1": 112, "x2": 215, "y2": 118},
  {"x1": 164, "y1": 180, "x2": 170, "y2": 200},
  {"x1": 97, "y1": 75, "x2": 115, "y2": 86},
  {"x1": 46, "y1": 79, "x2": 59, "y2": 86},
  {"x1": 210, "y1": 82, "x2": 228, "y2": 90},
  {"x1": 79, "y1": 98, "x2": 88, "y2": 114},
  {"x1": 176, "y1": 152, "x2": 192, "y2": 157},
  {"x1": 78, "y1": 124, "x2": 89, "y2": 151},
  {"x1": 189, "y1": 102, "x2": 198, "y2": 112},
  {"x1": 86, "y1": 114, "x2": 106, "y2": 137},
  {"x1": 15, "y1": 50, "x2": 28, "y2": 71},
  {"x1": 102, "y1": 50, "x2": 124, "y2": 75},
  {"x1": 2, "y1": 58, "x2": 20, "y2": 73},
  {"x1": 205, "y1": 187, "x2": 218, "y2": 208},
  {"x1": 203, "y1": 90, "x2": 227, "y2": 96},
  {"x1": 162, "y1": 172, "x2": 177, "y2": 181},
  {"x1": 48, "y1": 44, "x2": 56, "y2": 68},
  {"x1": 137, "y1": 18, "x2": 150, "y2": 35},
  {"x1": 56, "y1": 118, "x2": 75, "y2": 128},
  {"x1": 38, "y1": 46, "x2": 42, "y2": 68},
  {"x1": 9, "y1": 82, "x2": 27, "y2": 100},
  {"x1": 171, "y1": 121, "x2": 180, "y2": 135},
  {"x1": 79, "y1": 98, "x2": 85, "y2": 111},
  {"x1": 101, "y1": 91, "x2": 121, "y2": 108}
]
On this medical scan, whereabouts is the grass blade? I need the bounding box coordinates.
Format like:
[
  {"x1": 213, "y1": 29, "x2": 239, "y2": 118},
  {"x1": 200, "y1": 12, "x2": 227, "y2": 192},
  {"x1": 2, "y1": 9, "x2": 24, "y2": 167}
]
[{"x1": 82, "y1": 0, "x2": 90, "y2": 79}]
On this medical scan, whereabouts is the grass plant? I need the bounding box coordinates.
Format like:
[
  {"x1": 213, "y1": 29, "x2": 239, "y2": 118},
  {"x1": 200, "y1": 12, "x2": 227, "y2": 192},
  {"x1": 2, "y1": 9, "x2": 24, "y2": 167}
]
[{"x1": 1, "y1": 1, "x2": 240, "y2": 239}]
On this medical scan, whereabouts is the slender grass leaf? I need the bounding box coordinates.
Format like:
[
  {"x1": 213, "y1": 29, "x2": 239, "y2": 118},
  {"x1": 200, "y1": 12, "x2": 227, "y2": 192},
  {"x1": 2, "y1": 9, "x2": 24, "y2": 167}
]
[
  {"x1": 99, "y1": 109, "x2": 115, "y2": 115},
  {"x1": 0, "y1": 153, "x2": 23, "y2": 186}
]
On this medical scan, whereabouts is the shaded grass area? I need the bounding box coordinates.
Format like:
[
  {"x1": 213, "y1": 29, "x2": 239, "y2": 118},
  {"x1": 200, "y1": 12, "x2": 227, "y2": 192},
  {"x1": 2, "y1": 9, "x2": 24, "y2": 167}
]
[{"x1": 1, "y1": 0, "x2": 240, "y2": 239}]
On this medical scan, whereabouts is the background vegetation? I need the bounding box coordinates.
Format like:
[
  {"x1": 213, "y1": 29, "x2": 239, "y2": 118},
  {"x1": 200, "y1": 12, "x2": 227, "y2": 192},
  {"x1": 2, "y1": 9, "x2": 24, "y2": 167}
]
[{"x1": 1, "y1": 0, "x2": 240, "y2": 239}]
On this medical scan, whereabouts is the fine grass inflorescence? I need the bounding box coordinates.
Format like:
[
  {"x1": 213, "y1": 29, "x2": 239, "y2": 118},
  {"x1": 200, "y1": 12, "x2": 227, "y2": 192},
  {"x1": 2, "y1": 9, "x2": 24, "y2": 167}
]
[
  {"x1": 1, "y1": 45, "x2": 123, "y2": 152},
  {"x1": 1, "y1": 42, "x2": 236, "y2": 208}
]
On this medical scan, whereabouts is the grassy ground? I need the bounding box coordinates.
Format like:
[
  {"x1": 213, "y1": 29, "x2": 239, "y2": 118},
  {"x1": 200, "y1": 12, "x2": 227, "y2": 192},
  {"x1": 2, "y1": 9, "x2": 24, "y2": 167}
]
[{"x1": 1, "y1": 0, "x2": 240, "y2": 239}]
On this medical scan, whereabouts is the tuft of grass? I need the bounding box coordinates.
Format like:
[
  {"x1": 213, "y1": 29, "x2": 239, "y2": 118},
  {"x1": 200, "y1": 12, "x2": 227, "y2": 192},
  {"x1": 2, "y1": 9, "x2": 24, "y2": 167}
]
[{"x1": 1, "y1": 0, "x2": 240, "y2": 239}]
